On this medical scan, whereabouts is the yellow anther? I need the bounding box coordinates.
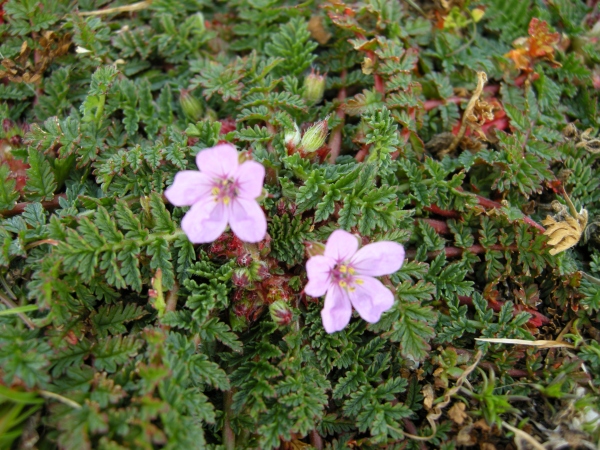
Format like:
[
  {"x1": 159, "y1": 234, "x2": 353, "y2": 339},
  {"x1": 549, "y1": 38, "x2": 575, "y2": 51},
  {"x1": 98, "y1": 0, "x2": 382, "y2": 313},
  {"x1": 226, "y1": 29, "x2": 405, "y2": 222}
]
[
  {"x1": 223, "y1": 196, "x2": 231, "y2": 205},
  {"x1": 348, "y1": 267, "x2": 355, "y2": 275},
  {"x1": 339, "y1": 280, "x2": 347, "y2": 288},
  {"x1": 339, "y1": 265, "x2": 347, "y2": 273},
  {"x1": 212, "y1": 187, "x2": 220, "y2": 195},
  {"x1": 355, "y1": 278, "x2": 363, "y2": 285},
  {"x1": 348, "y1": 286, "x2": 356, "y2": 292}
]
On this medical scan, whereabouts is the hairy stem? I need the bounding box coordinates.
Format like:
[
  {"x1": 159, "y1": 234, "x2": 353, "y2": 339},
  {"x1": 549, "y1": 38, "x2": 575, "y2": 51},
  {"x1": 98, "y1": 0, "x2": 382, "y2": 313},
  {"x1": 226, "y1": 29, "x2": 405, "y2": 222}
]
[{"x1": 328, "y1": 69, "x2": 347, "y2": 164}]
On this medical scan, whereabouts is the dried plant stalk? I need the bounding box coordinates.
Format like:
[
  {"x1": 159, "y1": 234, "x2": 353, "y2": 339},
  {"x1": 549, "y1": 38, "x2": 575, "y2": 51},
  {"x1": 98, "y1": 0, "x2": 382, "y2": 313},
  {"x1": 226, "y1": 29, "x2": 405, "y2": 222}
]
[{"x1": 439, "y1": 71, "x2": 487, "y2": 157}]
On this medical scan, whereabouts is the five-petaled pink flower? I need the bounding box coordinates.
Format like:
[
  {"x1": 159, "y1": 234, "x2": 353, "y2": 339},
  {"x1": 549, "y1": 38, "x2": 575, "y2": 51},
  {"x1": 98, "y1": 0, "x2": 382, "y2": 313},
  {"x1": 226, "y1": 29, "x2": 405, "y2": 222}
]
[
  {"x1": 305, "y1": 230, "x2": 405, "y2": 333},
  {"x1": 165, "y1": 143, "x2": 267, "y2": 244}
]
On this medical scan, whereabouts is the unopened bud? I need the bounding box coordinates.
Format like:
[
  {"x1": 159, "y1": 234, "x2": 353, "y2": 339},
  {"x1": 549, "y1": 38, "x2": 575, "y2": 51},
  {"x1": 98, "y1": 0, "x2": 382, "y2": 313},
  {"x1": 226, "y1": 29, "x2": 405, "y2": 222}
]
[
  {"x1": 303, "y1": 70, "x2": 326, "y2": 104},
  {"x1": 179, "y1": 89, "x2": 203, "y2": 122},
  {"x1": 300, "y1": 119, "x2": 329, "y2": 153},
  {"x1": 232, "y1": 268, "x2": 251, "y2": 287},
  {"x1": 284, "y1": 123, "x2": 301, "y2": 147},
  {"x1": 269, "y1": 300, "x2": 293, "y2": 327},
  {"x1": 305, "y1": 241, "x2": 325, "y2": 258},
  {"x1": 190, "y1": 12, "x2": 206, "y2": 35}
]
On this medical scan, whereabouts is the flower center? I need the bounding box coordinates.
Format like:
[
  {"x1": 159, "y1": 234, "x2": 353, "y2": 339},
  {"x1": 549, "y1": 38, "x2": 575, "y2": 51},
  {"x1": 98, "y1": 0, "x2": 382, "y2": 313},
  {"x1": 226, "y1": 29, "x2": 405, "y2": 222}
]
[
  {"x1": 211, "y1": 177, "x2": 238, "y2": 205},
  {"x1": 331, "y1": 262, "x2": 363, "y2": 292}
]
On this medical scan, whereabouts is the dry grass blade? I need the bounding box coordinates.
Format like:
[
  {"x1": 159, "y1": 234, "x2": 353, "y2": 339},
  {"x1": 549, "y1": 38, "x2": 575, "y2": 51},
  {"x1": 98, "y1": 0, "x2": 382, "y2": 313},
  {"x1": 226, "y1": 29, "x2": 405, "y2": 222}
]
[
  {"x1": 79, "y1": 0, "x2": 151, "y2": 16},
  {"x1": 502, "y1": 421, "x2": 546, "y2": 450},
  {"x1": 475, "y1": 338, "x2": 575, "y2": 349}
]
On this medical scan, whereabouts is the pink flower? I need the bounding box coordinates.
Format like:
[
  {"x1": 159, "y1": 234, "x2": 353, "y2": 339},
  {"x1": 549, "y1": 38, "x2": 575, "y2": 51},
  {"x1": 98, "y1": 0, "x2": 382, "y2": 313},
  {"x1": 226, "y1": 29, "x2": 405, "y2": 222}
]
[
  {"x1": 165, "y1": 143, "x2": 267, "y2": 244},
  {"x1": 305, "y1": 230, "x2": 405, "y2": 333}
]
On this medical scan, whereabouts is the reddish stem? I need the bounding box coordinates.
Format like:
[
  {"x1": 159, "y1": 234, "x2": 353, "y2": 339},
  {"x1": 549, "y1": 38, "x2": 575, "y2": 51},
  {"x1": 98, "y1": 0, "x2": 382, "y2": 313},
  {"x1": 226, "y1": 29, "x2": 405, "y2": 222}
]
[
  {"x1": 425, "y1": 190, "x2": 545, "y2": 233},
  {"x1": 424, "y1": 96, "x2": 463, "y2": 111},
  {"x1": 423, "y1": 204, "x2": 460, "y2": 218},
  {"x1": 418, "y1": 218, "x2": 451, "y2": 235},
  {"x1": 328, "y1": 70, "x2": 347, "y2": 164},
  {"x1": 461, "y1": 189, "x2": 546, "y2": 233},
  {"x1": 405, "y1": 243, "x2": 517, "y2": 261},
  {"x1": 354, "y1": 145, "x2": 369, "y2": 162},
  {"x1": 309, "y1": 430, "x2": 323, "y2": 450},
  {"x1": 1, "y1": 194, "x2": 65, "y2": 217},
  {"x1": 355, "y1": 33, "x2": 385, "y2": 97},
  {"x1": 457, "y1": 295, "x2": 550, "y2": 326}
]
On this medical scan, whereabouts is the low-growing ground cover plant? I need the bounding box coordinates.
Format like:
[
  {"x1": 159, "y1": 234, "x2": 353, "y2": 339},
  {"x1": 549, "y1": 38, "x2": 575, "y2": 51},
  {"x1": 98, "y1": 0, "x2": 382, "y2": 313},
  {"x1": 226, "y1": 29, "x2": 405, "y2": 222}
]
[{"x1": 0, "y1": 0, "x2": 600, "y2": 448}]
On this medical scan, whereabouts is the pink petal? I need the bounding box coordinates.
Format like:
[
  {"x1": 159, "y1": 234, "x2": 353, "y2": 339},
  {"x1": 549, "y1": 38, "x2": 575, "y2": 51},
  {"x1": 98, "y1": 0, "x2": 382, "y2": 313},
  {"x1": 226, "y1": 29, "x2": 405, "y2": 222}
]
[
  {"x1": 235, "y1": 160, "x2": 265, "y2": 199},
  {"x1": 305, "y1": 255, "x2": 335, "y2": 297},
  {"x1": 324, "y1": 230, "x2": 359, "y2": 262},
  {"x1": 165, "y1": 171, "x2": 214, "y2": 207},
  {"x1": 348, "y1": 276, "x2": 394, "y2": 323},
  {"x1": 321, "y1": 285, "x2": 352, "y2": 333},
  {"x1": 181, "y1": 198, "x2": 229, "y2": 243},
  {"x1": 229, "y1": 197, "x2": 267, "y2": 243},
  {"x1": 351, "y1": 241, "x2": 405, "y2": 277},
  {"x1": 196, "y1": 144, "x2": 239, "y2": 178}
]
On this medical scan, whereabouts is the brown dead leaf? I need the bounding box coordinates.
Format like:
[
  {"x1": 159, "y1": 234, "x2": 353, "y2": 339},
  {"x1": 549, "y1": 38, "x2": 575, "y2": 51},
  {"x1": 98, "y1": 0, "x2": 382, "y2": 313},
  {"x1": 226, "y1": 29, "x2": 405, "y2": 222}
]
[
  {"x1": 423, "y1": 384, "x2": 435, "y2": 410},
  {"x1": 361, "y1": 56, "x2": 374, "y2": 75},
  {"x1": 456, "y1": 423, "x2": 477, "y2": 446},
  {"x1": 576, "y1": 128, "x2": 600, "y2": 153},
  {"x1": 480, "y1": 443, "x2": 496, "y2": 450},
  {"x1": 465, "y1": 99, "x2": 496, "y2": 140},
  {"x1": 0, "y1": 31, "x2": 71, "y2": 84},
  {"x1": 448, "y1": 402, "x2": 468, "y2": 425},
  {"x1": 473, "y1": 419, "x2": 492, "y2": 432},
  {"x1": 308, "y1": 15, "x2": 332, "y2": 45},
  {"x1": 542, "y1": 209, "x2": 588, "y2": 255}
]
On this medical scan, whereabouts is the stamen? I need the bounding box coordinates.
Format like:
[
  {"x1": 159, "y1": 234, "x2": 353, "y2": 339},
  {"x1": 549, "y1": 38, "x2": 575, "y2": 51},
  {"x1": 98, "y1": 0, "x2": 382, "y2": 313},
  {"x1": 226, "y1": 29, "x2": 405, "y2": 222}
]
[
  {"x1": 339, "y1": 265, "x2": 347, "y2": 273},
  {"x1": 355, "y1": 278, "x2": 363, "y2": 285},
  {"x1": 223, "y1": 196, "x2": 230, "y2": 205},
  {"x1": 348, "y1": 267, "x2": 355, "y2": 275},
  {"x1": 339, "y1": 280, "x2": 347, "y2": 288}
]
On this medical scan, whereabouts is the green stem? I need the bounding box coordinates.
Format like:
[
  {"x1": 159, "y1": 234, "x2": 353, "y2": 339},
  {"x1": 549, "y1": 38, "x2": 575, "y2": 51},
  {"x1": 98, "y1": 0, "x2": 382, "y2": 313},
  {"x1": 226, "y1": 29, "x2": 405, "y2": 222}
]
[
  {"x1": 94, "y1": 94, "x2": 106, "y2": 126},
  {"x1": 0, "y1": 304, "x2": 38, "y2": 316}
]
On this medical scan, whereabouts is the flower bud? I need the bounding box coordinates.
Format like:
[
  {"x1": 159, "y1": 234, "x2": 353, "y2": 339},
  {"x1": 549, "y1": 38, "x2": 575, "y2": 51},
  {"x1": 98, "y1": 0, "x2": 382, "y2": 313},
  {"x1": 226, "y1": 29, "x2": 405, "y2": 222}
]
[
  {"x1": 303, "y1": 70, "x2": 326, "y2": 104},
  {"x1": 189, "y1": 12, "x2": 206, "y2": 35},
  {"x1": 232, "y1": 268, "x2": 251, "y2": 287},
  {"x1": 284, "y1": 123, "x2": 301, "y2": 148},
  {"x1": 179, "y1": 89, "x2": 203, "y2": 122},
  {"x1": 305, "y1": 241, "x2": 325, "y2": 258},
  {"x1": 269, "y1": 300, "x2": 293, "y2": 327},
  {"x1": 300, "y1": 119, "x2": 329, "y2": 153}
]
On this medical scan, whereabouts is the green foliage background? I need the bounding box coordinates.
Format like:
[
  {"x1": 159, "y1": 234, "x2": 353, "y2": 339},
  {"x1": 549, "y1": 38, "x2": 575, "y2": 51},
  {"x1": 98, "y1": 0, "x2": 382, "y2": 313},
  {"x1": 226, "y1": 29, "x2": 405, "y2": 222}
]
[{"x1": 0, "y1": 0, "x2": 600, "y2": 448}]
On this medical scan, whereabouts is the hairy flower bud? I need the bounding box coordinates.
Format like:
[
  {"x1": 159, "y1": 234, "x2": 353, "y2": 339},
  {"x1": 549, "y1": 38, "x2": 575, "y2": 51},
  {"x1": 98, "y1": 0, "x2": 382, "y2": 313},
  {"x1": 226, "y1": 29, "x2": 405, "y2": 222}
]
[
  {"x1": 303, "y1": 70, "x2": 326, "y2": 104},
  {"x1": 179, "y1": 89, "x2": 203, "y2": 122},
  {"x1": 284, "y1": 123, "x2": 301, "y2": 148},
  {"x1": 269, "y1": 300, "x2": 293, "y2": 327},
  {"x1": 300, "y1": 119, "x2": 328, "y2": 153},
  {"x1": 232, "y1": 268, "x2": 251, "y2": 287},
  {"x1": 305, "y1": 241, "x2": 325, "y2": 258}
]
